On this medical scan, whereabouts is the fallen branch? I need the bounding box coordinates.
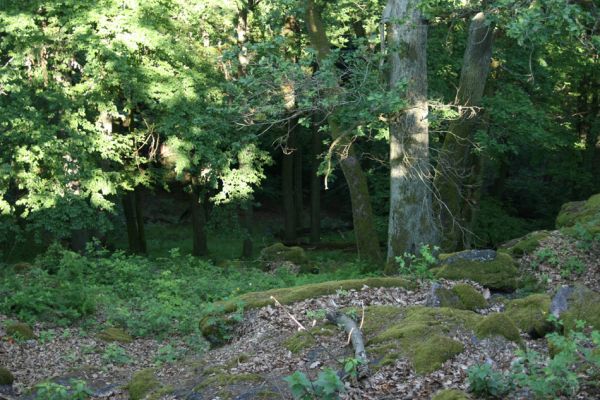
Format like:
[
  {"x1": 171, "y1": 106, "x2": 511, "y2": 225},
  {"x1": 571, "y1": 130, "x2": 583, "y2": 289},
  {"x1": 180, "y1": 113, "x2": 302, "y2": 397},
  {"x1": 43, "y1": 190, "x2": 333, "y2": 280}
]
[{"x1": 326, "y1": 303, "x2": 370, "y2": 379}]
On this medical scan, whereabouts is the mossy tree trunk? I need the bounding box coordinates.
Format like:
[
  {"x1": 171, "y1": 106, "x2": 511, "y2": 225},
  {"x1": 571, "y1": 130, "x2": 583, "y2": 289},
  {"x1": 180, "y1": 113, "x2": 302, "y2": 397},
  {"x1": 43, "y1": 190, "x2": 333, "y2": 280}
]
[
  {"x1": 122, "y1": 186, "x2": 147, "y2": 254},
  {"x1": 310, "y1": 112, "x2": 322, "y2": 244},
  {"x1": 433, "y1": 12, "x2": 495, "y2": 251},
  {"x1": 191, "y1": 186, "x2": 208, "y2": 257},
  {"x1": 305, "y1": 0, "x2": 382, "y2": 264},
  {"x1": 385, "y1": 0, "x2": 437, "y2": 268}
]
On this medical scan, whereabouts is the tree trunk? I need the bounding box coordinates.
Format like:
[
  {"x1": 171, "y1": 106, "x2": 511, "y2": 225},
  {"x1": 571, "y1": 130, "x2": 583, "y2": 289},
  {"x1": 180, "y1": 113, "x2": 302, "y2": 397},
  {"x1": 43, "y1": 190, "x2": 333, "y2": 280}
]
[
  {"x1": 433, "y1": 12, "x2": 495, "y2": 251},
  {"x1": 191, "y1": 186, "x2": 208, "y2": 256},
  {"x1": 134, "y1": 186, "x2": 147, "y2": 253},
  {"x1": 122, "y1": 189, "x2": 145, "y2": 254},
  {"x1": 310, "y1": 112, "x2": 322, "y2": 244},
  {"x1": 385, "y1": 0, "x2": 437, "y2": 268},
  {"x1": 294, "y1": 133, "x2": 303, "y2": 229},
  {"x1": 305, "y1": 0, "x2": 382, "y2": 264},
  {"x1": 283, "y1": 119, "x2": 298, "y2": 243}
]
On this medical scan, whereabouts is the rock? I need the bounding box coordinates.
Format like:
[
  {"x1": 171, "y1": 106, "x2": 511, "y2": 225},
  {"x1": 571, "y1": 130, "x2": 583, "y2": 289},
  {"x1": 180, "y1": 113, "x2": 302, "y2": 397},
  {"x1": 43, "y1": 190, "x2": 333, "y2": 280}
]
[
  {"x1": 0, "y1": 368, "x2": 14, "y2": 386},
  {"x1": 499, "y1": 230, "x2": 550, "y2": 257},
  {"x1": 432, "y1": 389, "x2": 470, "y2": 400},
  {"x1": 127, "y1": 369, "x2": 160, "y2": 400},
  {"x1": 97, "y1": 327, "x2": 133, "y2": 343},
  {"x1": 555, "y1": 193, "x2": 600, "y2": 236},
  {"x1": 475, "y1": 313, "x2": 521, "y2": 344},
  {"x1": 428, "y1": 284, "x2": 487, "y2": 311},
  {"x1": 505, "y1": 294, "x2": 552, "y2": 338},
  {"x1": 12, "y1": 262, "x2": 33, "y2": 274},
  {"x1": 550, "y1": 285, "x2": 600, "y2": 331},
  {"x1": 433, "y1": 251, "x2": 519, "y2": 291},
  {"x1": 365, "y1": 306, "x2": 477, "y2": 374},
  {"x1": 6, "y1": 322, "x2": 36, "y2": 340},
  {"x1": 259, "y1": 243, "x2": 309, "y2": 273}
]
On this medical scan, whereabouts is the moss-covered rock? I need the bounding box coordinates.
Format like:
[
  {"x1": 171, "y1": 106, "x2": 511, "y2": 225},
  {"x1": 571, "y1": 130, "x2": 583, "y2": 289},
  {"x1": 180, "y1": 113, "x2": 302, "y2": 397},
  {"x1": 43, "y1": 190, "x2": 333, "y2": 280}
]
[
  {"x1": 97, "y1": 327, "x2": 132, "y2": 343},
  {"x1": 127, "y1": 369, "x2": 161, "y2": 400},
  {"x1": 12, "y1": 262, "x2": 33, "y2": 273},
  {"x1": 553, "y1": 285, "x2": 600, "y2": 331},
  {"x1": 433, "y1": 284, "x2": 487, "y2": 311},
  {"x1": 0, "y1": 367, "x2": 15, "y2": 385},
  {"x1": 6, "y1": 322, "x2": 36, "y2": 340},
  {"x1": 200, "y1": 277, "x2": 412, "y2": 343},
  {"x1": 433, "y1": 252, "x2": 519, "y2": 291},
  {"x1": 475, "y1": 313, "x2": 521, "y2": 344},
  {"x1": 505, "y1": 294, "x2": 552, "y2": 337},
  {"x1": 432, "y1": 388, "x2": 470, "y2": 400},
  {"x1": 556, "y1": 193, "x2": 600, "y2": 236},
  {"x1": 259, "y1": 243, "x2": 309, "y2": 272},
  {"x1": 499, "y1": 230, "x2": 550, "y2": 257},
  {"x1": 365, "y1": 306, "x2": 478, "y2": 374},
  {"x1": 284, "y1": 331, "x2": 315, "y2": 354}
]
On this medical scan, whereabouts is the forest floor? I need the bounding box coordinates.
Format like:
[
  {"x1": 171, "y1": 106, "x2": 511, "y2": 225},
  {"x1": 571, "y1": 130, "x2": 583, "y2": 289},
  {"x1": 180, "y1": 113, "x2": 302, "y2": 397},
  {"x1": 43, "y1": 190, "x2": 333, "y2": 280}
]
[{"x1": 1, "y1": 227, "x2": 599, "y2": 399}]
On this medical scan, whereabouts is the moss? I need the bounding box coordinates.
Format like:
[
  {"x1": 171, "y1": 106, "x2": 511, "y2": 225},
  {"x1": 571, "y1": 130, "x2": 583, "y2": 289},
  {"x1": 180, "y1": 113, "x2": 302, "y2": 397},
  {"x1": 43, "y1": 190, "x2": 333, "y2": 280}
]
[
  {"x1": 259, "y1": 243, "x2": 309, "y2": 269},
  {"x1": 451, "y1": 284, "x2": 487, "y2": 310},
  {"x1": 97, "y1": 327, "x2": 133, "y2": 343},
  {"x1": 200, "y1": 278, "x2": 412, "y2": 342},
  {"x1": 432, "y1": 388, "x2": 470, "y2": 400},
  {"x1": 127, "y1": 369, "x2": 161, "y2": 400},
  {"x1": 499, "y1": 231, "x2": 549, "y2": 257},
  {"x1": 412, "y1": 335, "x2": 464, "y2": 374},
  {"x1": 365, "y1": 306, "x2": 477, "y2": 374},
  {"x1": 433, "y1": 252, "x2": 519, "y2": 291},
  {"x1": 6, "y1": 322, "x2": 35, "y2": 340},
  {"x1": 148, "y1": 385, "x2": 174, "y2": 400},
  {"x1": 224, "y1": 353, "x2": 252, "y2": 369},
  {"x1": 505, "y1": 294, "x2": 552, "y2": 337},
  {"x1": 0, "y1": 367, "x2": 15, "y2": 385},
  {"x1": 559, "y1": 285, "x2": 600, "y2": 331},
  {"x1": 475, "y1": 313, "x2": 521, "y2": 344},
  {"x1": 284, "y1": 331, "x2": 315, "y2": 354},
  {"x1": 195, "y1": 373, "x2": 263, "y2": 390},
  {"x1": 556, "y1": 194, "x2": 600, "y2": 236}
]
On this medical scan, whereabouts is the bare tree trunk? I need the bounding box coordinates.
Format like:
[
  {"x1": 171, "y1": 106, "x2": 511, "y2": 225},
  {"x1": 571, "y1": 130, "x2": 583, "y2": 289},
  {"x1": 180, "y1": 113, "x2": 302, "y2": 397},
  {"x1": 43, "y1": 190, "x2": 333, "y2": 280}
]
[
  {"x1": 122, "y1": 189, "x2": 146, "y2": 254},
  {"x1": 305, "y1": 0, "x2": 382, "y2": 264},
  {"x1": 283, "y1": 119, "x2": 298, "y2": 243},
  {"x1": 191, "y1": 186, "x2": 208, "y2": 257},
  {"x1": 310, "y1": 112, "x2": 322, "y2": 244},
  {"x1": 294, "y1": 134, "x2": 303, "y2": 229},
  {"x1": 134, "y1": 186, "x2": 147, "y2": 253},
  {"x1": 385, "y1": 0, "x2": 437, "y2": 268},
  {"x1": 433, "y1": 12, "x2": 494, "y2": 251}
]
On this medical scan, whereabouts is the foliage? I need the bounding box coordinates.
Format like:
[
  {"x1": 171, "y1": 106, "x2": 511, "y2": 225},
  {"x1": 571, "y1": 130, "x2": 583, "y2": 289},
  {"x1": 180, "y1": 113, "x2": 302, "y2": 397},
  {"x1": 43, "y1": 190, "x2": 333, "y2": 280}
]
[
  {"x1": 284, "y1": 368, "x2": 345, "y2": 400},
  {"x1": 34, "y1": 379, "x2": 92, "y2": 400},
  {"x1": 395, "y1": 245, "x2": 438, "y2": 281},
  {"x1": 102, "y1": 343, "x2": 131, "y2": 365},
  {"x1": 467, "y1": 363, "x2": 511, "y2": 398}
]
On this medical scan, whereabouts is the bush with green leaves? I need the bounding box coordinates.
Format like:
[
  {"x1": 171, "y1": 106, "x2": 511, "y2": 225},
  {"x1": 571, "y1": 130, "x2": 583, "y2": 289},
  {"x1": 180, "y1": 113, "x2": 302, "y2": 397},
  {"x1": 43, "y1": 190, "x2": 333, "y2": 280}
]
[
  {"x1": 284, "y1": 368, "x2": 345, "y2": 400},
  {"x1": 34, "y1": 379, "x2": 92, "y2": 400},
  {"x1": 395, "y1": 244, "x2": 438, "y2": 280},
  {"x1": 468, "y1": 321, "x2": 600, "y2": 399}
]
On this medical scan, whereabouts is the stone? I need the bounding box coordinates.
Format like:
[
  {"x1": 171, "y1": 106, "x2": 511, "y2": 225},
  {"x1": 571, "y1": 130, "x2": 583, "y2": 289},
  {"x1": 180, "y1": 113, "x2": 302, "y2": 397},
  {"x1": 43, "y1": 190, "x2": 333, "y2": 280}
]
[
  {"x1": 505, "y1": 294, "x2": 552, "y2": 338},
  {"x1": 6, "y1": 322, "x2": 36, "y2": 340},
  {"x1": 550, "y1": 285, "x2": 600, "y2": 331},
  {"x1": 97, "y1": 327, "x2": 132, "y2": 343},
  {"x1": 433, "y1": 251, "x2": 519, "y2": 291},
  {"x1": 259, "y1": 243, "x2": 309, "y2": 273},
  {"x1": 0, "y1": 367, "x2": 14, "y2": 385}
]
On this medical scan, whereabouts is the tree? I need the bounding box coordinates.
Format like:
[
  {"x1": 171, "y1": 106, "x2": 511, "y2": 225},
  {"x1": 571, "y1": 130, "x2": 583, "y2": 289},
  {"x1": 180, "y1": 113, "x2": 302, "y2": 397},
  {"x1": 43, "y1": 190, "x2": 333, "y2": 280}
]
[
  {"x1": 384, "y1": 0, "x2": 437, "y2": 267},
  {"x1": 304, "y1": 0, "x2": 383, "y2": 264}
]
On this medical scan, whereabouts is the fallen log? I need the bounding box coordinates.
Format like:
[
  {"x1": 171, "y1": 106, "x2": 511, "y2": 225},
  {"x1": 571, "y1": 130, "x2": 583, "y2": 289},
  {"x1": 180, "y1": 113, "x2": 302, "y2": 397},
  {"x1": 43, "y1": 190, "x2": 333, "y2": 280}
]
[{"x1": 326, "y1": 307, "x2": 370, "y2": 379}]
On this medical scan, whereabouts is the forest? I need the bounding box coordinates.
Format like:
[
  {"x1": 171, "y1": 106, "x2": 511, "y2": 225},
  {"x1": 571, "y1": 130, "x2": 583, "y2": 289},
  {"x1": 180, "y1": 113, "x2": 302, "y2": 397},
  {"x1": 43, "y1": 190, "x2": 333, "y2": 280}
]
[{"x1": 0, "y1": 0, "x2": 599, "y2": 399}]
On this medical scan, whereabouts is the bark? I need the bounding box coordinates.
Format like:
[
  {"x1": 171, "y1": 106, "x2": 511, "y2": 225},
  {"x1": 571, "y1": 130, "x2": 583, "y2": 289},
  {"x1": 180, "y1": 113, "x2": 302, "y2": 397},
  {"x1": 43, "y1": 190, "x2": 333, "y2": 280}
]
[
  {"x1": 385, "y1": 0, "x2": 437, "y2": 267},
  {"x1": 122, "y1": 189, "x2": 145, "y2": 254},
  {"x1": 326, "y1": 308, "x2": 369, "y2": 379},
  {"x1": 134, "y1": 186, "x2": 147, "y2": 253},
  {"x1": 310, "y1": 113, "x2": 322, "y2": 244},
  {"x1": 433, "y1": 12, "x2": 495, "y2": 251},
  {"x1": 282, "y1": 119, "x2": 298, "y2": 243},
  {"x1": 191, "y1": 186, "x2": 208, "y2": 256},
  {"x1": 294, "y1": 134, "x2": 303, "y2": 229},
  {"x1": 305, "y1": 0, "x2": 382, "y2": 264}
]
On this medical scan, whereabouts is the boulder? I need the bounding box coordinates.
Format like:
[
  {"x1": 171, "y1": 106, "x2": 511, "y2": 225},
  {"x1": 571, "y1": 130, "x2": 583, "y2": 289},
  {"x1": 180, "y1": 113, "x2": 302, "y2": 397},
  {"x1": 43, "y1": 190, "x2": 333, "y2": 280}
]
[
  {"x1": 259, "y1": 243, "x2": 309, "y2": 273},
  {"x1": 432, "y1": 251, "x2": 519, "y2": 291},
  {"x1": 97, "y1": 327, "x2": 132, "y2": 344},
  {"x1": 0, "y1": 367, "x2": 14, "y2": 385},
  {"x1": 499, "y1": 230, "x2": 550, "y2": 257},
  {"x1": 555, "y1": 193, "x2": 600, "y2": 236},
  {"x1": 6, "y1": 322, "x2": 36, "y2": 340},
  {"x1": 475, "y1": 313, "x2": 521, "y2": 344},
  {"x1": 505, "y1": 294, "x2": 552, "y2": 338},
  {"x1": 127, "y1": 369, "x2": 160, "y2": 400},
  {"x1": 427, "y1": 284, "x2": 487, "y2": 311},
  {"x1": 550, "y1": 285, "x2": 600, "y2": 331}
]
